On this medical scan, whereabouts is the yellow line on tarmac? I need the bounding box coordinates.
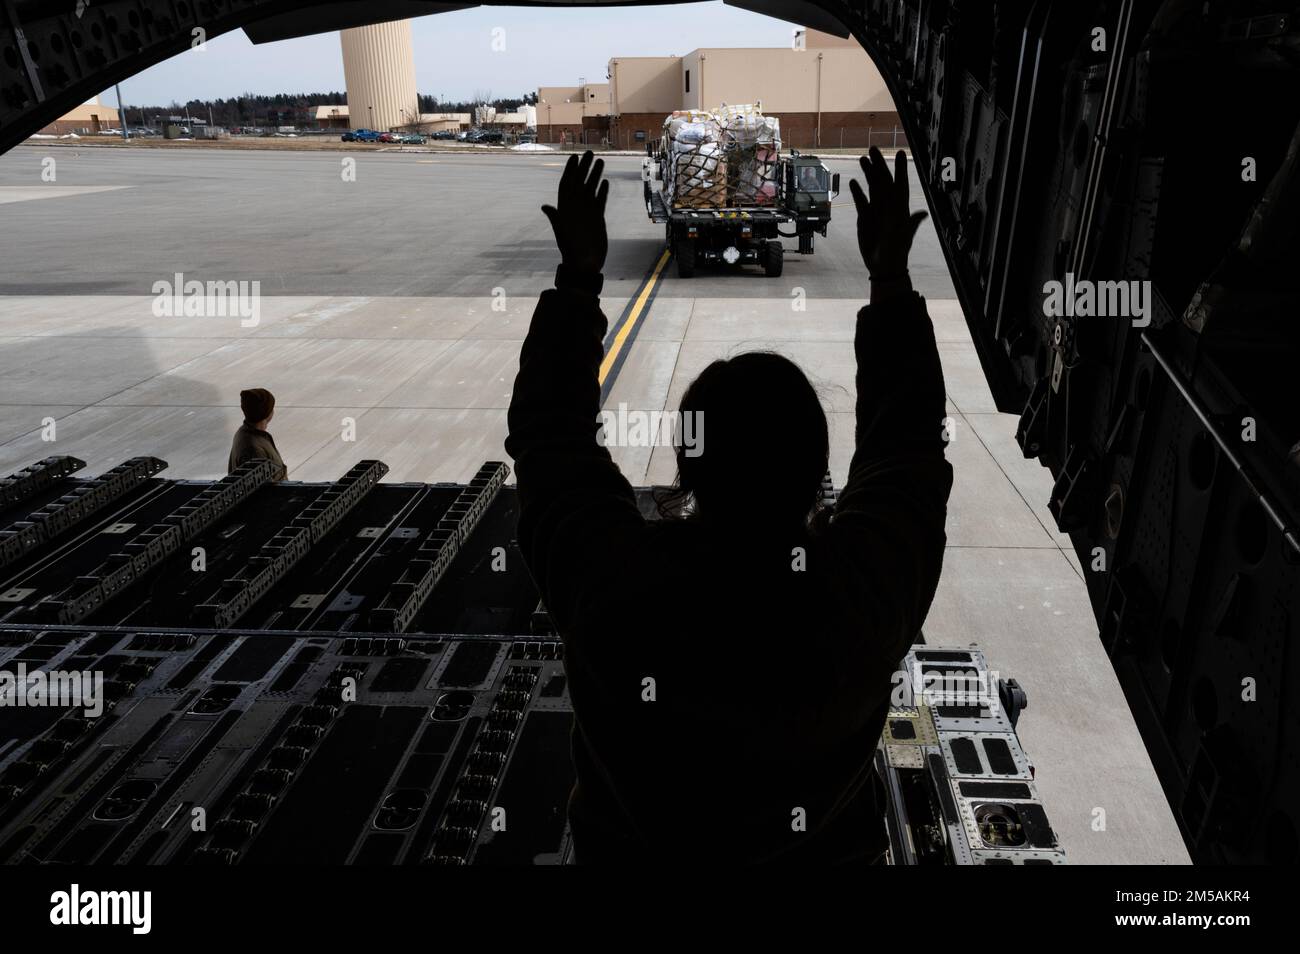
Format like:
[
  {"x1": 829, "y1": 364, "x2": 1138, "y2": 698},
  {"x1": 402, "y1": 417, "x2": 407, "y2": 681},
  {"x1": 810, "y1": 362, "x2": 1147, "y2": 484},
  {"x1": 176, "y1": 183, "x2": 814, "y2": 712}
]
[{"x1": 598, "y1": 247, "x2": 671, "y2": 385}]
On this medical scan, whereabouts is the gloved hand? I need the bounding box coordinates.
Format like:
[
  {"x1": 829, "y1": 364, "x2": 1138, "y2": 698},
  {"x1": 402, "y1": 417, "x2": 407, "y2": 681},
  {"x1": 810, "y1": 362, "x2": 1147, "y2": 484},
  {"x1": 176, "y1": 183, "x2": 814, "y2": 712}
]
[
  {"x1": 848, "y1": 147, "x2": 928, "y2": 282},
  {"x1": 542, "y1": 150, "x2": 610, "y2": 276}
]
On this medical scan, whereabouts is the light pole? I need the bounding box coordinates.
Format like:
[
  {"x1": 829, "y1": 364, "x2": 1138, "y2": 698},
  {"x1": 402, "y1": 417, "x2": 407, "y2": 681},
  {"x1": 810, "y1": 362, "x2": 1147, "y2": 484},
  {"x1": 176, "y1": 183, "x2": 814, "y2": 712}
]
[{"x1": 114, "y1": 83, "x2": 128, "y2": 141}]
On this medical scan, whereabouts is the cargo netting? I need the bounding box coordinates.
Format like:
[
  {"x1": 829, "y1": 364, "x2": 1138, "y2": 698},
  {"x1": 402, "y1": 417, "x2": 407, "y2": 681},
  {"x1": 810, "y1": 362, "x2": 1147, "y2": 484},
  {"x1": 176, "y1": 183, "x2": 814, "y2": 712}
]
[{"x1": 663, "y1": 103, "x2": 782, "y2": 210}]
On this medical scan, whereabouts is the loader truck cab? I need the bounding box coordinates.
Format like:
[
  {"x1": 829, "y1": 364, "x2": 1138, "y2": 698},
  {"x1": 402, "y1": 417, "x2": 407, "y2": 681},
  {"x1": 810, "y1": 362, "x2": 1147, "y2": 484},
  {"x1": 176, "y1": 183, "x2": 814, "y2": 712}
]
[{"x1": 785, "y1": 151, "x2": 837, "y2": 254}]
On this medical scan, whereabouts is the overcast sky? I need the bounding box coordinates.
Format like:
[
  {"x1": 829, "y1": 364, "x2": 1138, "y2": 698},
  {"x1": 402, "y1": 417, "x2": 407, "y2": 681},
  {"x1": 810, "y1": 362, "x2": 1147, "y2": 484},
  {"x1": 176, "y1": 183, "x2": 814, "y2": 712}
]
[{"x1": 102, "y1": 3, "x2": 803, "y2": 105}]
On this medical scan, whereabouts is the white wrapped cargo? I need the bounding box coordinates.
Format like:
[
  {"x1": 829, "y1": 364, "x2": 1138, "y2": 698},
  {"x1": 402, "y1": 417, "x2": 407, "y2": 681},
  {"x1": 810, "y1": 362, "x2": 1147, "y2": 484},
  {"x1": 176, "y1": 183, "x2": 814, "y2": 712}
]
[
  {"x1": 671, "y1": 121, "x2": 715, "y2": 146},
  {"x1": 717, "y1": 103, "x2": 782, "y2": 150},
  {"x1": 664, "y1": 111, "x2": 726, "y2": 209},
  {"x1": 661, "y1": 104, "x2": 783, "y2": 209},
  {"x1": 664, "y1": 108, "x2": 717, "y2": 143},
  {"x1": 716, "y1": 103, "x2": 781, "y2": 206}
]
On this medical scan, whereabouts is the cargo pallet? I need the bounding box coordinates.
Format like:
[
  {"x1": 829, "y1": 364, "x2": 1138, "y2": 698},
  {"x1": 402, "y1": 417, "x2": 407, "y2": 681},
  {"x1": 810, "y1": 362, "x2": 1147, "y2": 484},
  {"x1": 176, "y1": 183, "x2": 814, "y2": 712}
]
[
  {"x1": 195, "y1": 460, "x2": 389, "y2": 628},
  {"x1": 368, "y1": 461, "x2": 510, "y2": 633},
  {"x1": 0, "y1": 456, "x2": 84, "y2": 510},
  {"x1": 32, "y1": 460, "x2": 275, "y2": 624},
  {"x1": 0, "y1": 456, "x2": 165, "y2": 571}
]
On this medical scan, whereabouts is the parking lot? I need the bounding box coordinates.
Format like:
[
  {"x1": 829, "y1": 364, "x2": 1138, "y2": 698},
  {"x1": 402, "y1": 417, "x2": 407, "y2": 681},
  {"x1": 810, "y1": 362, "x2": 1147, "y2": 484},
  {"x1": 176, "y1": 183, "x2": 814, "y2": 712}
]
[{"x1": 0, "y1": 144, "x2": 1188, "y2": 863}]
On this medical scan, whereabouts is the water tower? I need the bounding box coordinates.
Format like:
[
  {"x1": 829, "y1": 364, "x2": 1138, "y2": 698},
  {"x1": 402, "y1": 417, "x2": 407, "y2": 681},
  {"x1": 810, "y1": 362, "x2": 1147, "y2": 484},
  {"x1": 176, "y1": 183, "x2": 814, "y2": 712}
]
[{"x1": 339, "y1": 20, "x2": 420, "y2": 131}]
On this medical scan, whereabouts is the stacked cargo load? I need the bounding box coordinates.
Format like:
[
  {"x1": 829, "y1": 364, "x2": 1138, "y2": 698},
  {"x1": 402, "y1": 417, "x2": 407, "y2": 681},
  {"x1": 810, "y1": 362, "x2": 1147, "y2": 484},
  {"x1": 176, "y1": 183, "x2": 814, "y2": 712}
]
[
  {"x1": 717, "y1": 103, "x2": 782, "y2": 206},
  {"x1": 645, "y1": 101, "x2": 833, "y2": 278},
  {"x1": 663, "y1": 109, "x2": 727, "y2": 209}
]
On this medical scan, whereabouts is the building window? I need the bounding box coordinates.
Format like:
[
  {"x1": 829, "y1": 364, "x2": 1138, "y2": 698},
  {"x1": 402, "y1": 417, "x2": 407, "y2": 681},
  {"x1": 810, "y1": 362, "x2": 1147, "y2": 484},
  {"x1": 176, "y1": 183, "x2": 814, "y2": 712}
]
[{"x1": 684, "y1": 70, "x2": 690, "y2": 94}]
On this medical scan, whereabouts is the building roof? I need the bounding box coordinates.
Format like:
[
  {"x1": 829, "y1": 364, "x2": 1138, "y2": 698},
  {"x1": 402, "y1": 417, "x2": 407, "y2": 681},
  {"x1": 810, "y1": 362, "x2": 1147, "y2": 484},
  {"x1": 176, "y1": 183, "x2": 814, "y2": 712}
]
[{"x1": 313, "y1": 105, "x2": 349, "y2": 119}]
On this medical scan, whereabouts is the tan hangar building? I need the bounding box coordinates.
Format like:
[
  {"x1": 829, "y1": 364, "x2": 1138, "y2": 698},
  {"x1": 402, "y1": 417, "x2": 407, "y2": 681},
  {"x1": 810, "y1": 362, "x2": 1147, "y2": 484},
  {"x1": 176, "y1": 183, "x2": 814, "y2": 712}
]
[
  {"x1": 36, "y1": 96, "x2": 121, "y2": 136},
  {"x1": 555, "y1": 29, "x2": 901, "y2": 150}
]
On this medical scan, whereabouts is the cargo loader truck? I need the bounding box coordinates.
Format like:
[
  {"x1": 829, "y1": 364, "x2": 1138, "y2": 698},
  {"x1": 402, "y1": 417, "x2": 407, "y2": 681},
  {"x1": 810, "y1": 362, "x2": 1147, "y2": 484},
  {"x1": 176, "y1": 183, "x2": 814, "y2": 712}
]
[{"x1": 641, "y1": 105, "x2": 839, "y2": 278}]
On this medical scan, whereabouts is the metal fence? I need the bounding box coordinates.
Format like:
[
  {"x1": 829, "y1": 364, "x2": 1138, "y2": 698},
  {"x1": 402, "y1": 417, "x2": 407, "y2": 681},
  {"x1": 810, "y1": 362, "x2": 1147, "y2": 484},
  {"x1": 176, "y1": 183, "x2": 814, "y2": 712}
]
[
  {"x1": 537, "y1": 126, "x2": 909, "y2": 153},
  {"x1": 534, "y1": 129, "x2": 611, "y2": 149}
]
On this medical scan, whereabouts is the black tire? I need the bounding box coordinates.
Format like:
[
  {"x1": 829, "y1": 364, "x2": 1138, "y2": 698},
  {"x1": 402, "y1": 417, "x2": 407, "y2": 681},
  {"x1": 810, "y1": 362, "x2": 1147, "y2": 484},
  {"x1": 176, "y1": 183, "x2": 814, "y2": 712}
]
[
  {"x1": 764, "y1": 240, "x2": 784, "y2": 277},
  {"x1": 676, "y1": 239, "x2": 696, "y2": 278}
]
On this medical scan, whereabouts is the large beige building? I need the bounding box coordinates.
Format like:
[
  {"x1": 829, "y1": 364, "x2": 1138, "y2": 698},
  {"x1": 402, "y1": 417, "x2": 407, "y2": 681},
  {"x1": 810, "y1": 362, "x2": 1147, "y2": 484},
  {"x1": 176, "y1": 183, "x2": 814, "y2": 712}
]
[
  {"x1": 605, "y1": 29, "x2": 901, "y2": 150},
  {"x1": 313, "y1": 104, "x2": 350, "y2": 130},
  {"x1": 417, "y1": 112, "x2": 473, "y2": 134},
  {"x1": 535, "y1": 82, "x2": 610, "y2": 144},
  {"x1": 37, "y1": 96, "x2": 120, "y2": 136},
  {"x1": 309, "y1": 104, "x2": 472, "y2": 134}
]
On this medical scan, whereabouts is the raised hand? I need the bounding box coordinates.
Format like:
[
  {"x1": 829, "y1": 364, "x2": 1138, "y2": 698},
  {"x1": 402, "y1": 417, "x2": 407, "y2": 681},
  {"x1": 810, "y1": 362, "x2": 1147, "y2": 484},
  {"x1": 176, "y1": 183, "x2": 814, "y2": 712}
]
[
  {"x1": 848, "y1": 147, "x2": 928, "y2": 281},
  {"x1": 541, "y1": 150, "x2": 610, "y2": 275}
]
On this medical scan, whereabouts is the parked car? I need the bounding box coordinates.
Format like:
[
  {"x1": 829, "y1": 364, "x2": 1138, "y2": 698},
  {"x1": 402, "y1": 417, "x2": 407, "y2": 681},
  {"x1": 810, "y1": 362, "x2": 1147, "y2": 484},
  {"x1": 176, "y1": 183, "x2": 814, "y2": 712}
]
[{"x1": 342, "y1": 128, "x2": 382, "y2": 143}]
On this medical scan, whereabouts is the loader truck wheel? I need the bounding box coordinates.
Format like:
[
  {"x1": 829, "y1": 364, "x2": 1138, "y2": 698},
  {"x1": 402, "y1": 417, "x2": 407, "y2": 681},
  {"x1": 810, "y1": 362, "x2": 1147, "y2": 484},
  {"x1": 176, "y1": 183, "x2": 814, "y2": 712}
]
[
  {"x1": 763, "y1": 240, "x2": 784, "y2": 278},
  {"x1": 675, "y1": 239, "x2": 696, "y2": 278}
]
